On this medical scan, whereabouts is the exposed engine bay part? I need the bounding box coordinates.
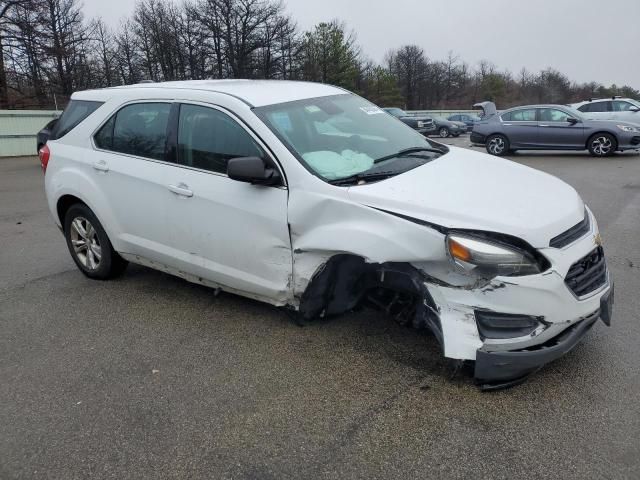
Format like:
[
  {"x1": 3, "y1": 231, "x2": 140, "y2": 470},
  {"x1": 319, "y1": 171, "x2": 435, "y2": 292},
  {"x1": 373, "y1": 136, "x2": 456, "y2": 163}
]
[{"x1": 298, "y1": 254, "x2": 443, "y2": 349}]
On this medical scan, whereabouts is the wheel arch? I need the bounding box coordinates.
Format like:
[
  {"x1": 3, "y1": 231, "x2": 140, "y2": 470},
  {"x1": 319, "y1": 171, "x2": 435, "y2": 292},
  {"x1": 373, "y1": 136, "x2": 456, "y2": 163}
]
[
  {"x1": 298, "y1": 253, "x2": 443, "y2": 347},
  {"x1": 586, "y1": 131, "x2": 619, "y2": 150},
  {"x1": 56, "y1": 194, "x2": 88, "y2": 225}
]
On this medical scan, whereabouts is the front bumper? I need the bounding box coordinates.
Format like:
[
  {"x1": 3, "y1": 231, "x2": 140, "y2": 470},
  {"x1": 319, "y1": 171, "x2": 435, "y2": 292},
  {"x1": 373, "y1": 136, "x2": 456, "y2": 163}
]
[
  {"x1": 421, "y1": 213, "x2": 612, "y2": 388},
  {"x1": 475, "y1": 284, "x2": 612, "y2": 389},
  {"x1": 618, "y1": 132, "x2": 640, "y2": 150}
]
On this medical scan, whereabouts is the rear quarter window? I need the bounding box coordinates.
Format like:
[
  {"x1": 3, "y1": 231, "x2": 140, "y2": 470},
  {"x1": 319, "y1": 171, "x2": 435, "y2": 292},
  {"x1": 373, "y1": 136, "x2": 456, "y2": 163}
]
[{"x1": 51, "y1": 100, "x2": 103, "y2": 139}]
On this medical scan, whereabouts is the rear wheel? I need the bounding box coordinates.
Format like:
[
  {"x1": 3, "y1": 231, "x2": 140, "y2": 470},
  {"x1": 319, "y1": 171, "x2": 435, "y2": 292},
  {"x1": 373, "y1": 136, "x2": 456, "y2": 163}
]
[
  {"x1": 588, "y1": 133, "x2": 617, "y2": 157},
  {"x1": 64, "y1": 204, "x2": 128, "y2": 279},
  {"x1": 486, "y1": 134, "x2": 510, "y2": 156},
  {"x1": 439, "y1": 127, "x2": 450, "y2": 138}
]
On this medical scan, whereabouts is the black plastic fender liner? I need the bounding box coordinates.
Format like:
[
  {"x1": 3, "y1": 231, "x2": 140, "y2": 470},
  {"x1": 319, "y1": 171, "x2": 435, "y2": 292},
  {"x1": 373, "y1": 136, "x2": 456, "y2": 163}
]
[{"x1": 298, "y1": 254, "x2": 443, "y2": 348}]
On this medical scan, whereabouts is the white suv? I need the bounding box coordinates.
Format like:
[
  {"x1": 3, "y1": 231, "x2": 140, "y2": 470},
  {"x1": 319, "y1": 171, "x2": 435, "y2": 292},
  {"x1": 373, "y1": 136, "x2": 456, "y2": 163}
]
[
  {"x1": 570, "y1": 97, "x2": 640, "y2": 123},
  {"x1": 42, "y1": 80, "x2": 613, "y2": 389}
]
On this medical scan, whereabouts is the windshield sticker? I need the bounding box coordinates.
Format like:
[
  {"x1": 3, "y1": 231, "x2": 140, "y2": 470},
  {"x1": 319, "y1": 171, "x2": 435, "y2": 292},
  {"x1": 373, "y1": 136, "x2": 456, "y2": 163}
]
[
  {"x1": 304, "y1": 105, "x2": 322, "y2": 114},
  {"x1": 360, "y1": 106, "x2": 384, "y2": 115},
  {"x1": 270, "y1": 111, "x2": 293, "y2": 132}
]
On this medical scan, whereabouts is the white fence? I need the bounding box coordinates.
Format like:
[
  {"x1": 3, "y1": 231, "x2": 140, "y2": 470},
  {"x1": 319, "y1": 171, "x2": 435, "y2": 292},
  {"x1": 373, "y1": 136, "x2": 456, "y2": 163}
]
[{"x1": 0, "y1": 110, "x2": 60, "y2": 157}]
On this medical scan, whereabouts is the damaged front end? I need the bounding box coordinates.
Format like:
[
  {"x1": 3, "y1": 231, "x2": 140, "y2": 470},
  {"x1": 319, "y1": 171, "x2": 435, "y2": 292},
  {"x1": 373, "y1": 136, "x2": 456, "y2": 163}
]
[{"x1": 291, "y1": 212, "x2": 612, "y2": 390}]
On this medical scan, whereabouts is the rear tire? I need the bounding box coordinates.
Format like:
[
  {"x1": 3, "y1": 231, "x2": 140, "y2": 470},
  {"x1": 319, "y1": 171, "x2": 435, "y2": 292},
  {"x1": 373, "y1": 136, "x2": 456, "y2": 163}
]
[
  {"x1": 486, "y1": 134, "x2": 510, "y2": 156},
  {"x1": 64, "y1": 204, "x2": 128, "y2": 279},
  {"x1": 588, "y1": 133, "x2": 617, "y2": 157}
]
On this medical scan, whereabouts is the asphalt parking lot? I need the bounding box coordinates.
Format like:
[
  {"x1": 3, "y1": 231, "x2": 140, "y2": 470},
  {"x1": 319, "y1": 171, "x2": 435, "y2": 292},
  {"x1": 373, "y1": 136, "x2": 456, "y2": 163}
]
[{"x1": 1, "y1": 139, "x2": 640, "y2": 479}]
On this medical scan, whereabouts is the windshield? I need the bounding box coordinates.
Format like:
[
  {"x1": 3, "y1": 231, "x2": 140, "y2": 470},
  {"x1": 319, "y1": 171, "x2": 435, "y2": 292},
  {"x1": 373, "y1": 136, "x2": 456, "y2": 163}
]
[{"x1": 255, "y1": 95, "x2": 444, "y2": 183}]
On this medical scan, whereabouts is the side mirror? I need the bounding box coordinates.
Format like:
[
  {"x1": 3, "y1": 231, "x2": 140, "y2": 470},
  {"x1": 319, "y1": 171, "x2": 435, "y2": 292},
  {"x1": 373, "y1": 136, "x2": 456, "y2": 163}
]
[
  {"x1": 227, "y1": 156, "x2": 282, "y2": 186},
  {"x1": 630, "y1": 106, "x2": 640, "y2": 112},
  {"x1": 567, "y1": 117, "x2": 580, "y2": 125}
]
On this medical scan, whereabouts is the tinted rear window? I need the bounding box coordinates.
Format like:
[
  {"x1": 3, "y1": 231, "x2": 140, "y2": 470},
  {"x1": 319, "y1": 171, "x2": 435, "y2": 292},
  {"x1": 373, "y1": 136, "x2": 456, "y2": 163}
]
[
  {"x1": 94, "y1": 103, "x2": 171, "y2": 161},
  {"x1": 51, "y1": 100, "x2": 103, "y2": 139},
  {"x1": 579, "y1": 101, "x2": 610, "y2": 113}
]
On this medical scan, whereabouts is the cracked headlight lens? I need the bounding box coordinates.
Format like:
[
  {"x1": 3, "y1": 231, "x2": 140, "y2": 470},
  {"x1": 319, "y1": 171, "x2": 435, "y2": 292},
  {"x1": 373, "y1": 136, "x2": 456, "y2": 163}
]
[{"x1": 447, "y1": 234, "x2": 541, "y2": 276}]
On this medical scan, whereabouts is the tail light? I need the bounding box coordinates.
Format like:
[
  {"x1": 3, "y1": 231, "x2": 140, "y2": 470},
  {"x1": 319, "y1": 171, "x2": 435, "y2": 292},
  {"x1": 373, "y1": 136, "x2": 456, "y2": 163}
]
[{"x1": 39, "y1": 145, "x2": 50, "y2": 173}]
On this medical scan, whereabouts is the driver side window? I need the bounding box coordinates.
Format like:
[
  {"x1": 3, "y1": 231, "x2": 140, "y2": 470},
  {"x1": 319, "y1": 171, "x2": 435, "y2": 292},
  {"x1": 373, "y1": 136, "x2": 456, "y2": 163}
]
[
  {"x1": 177, "y1": 104, "x2": 264, "y2": 174},
  {"x1": 613, "y1": 101, "x2": 635, "y2": 112}
]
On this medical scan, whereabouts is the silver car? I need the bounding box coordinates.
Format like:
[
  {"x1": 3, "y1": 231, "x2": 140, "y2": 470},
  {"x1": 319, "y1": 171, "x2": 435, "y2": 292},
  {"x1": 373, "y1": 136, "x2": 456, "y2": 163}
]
[{"x1": 471, "y1": 103, "x2": 640, "y2": 157}]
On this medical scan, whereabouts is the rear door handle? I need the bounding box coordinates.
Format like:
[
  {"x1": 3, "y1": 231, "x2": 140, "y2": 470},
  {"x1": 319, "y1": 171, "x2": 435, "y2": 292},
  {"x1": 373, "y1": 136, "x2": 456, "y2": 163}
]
[
  {"x1": 168, "y1": 183, "x2": 193, "y2": 198},
  {"x1": 92, "y1": 160, "x2": 109, "y2": 172}
]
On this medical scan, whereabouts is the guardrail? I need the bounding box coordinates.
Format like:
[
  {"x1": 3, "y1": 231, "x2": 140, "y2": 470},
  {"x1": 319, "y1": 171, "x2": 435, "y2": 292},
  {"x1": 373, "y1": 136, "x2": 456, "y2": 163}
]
[{"x1": 0, "y1": 110, "x2": 61, "y2": 157}]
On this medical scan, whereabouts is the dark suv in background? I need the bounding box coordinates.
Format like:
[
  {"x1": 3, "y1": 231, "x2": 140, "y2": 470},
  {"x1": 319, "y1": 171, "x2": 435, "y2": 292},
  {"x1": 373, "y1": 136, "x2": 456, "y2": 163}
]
[{"x1": 383, "y1": 108, "x2": 436, "y2": 135}]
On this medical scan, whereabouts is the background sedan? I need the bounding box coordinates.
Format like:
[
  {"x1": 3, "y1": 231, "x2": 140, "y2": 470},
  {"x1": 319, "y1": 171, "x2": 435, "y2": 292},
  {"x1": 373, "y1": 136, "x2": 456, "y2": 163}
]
[{"x1": 471, "y1": 104, "x2": 640, "y2": 156}]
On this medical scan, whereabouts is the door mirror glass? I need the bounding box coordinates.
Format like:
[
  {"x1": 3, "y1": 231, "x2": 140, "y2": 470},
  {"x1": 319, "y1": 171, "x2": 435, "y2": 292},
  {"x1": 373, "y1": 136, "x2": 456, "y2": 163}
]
[{"x1": 227, "y1": 156, "x2": 282, "y2": 186}]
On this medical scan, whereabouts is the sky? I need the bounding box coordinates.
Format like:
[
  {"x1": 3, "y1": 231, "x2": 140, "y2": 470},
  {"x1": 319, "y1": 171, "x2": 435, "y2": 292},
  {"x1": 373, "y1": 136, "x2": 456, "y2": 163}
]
[{"x1": 82, "y1": 0, "x2": 640, "y2": 89}]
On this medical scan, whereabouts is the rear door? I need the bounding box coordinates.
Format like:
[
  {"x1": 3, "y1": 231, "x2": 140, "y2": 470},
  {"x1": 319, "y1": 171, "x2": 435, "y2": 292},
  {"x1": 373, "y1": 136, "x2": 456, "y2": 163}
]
[
  {"x1": 537, "y1": 108, "x2": 585, "y2": 149},
  {"x1": 163, "y1": 102, "x2": 292, "y2": 304},
  {"x1": 91, "y1": 101, "x2": 176, "y2": 264},
  {"x1": 501, "y1": 108, "x2": 539, "y2": 147}
]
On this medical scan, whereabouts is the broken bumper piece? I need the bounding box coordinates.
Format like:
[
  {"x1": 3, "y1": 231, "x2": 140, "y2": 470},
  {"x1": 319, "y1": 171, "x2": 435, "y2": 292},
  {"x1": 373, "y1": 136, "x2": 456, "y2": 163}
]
[{"x1": 474, "y1": 288, "x2": 612, "y2": 390}]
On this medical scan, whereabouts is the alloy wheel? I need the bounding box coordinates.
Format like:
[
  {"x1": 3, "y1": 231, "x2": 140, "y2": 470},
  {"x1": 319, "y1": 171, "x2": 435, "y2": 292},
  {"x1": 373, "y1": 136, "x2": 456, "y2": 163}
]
[
  {"x1": 591, "y1": 136, "x2": 612, "y2": 156},
  {"x1": 488, "y1": 137, "x2": 505, "y2": 155},
  {"x1": 439, "y1": 127, "x2": 449, "y2": 138},
  {"x1": 70, "y1": 216, "x2": 102, "y2": 270}
]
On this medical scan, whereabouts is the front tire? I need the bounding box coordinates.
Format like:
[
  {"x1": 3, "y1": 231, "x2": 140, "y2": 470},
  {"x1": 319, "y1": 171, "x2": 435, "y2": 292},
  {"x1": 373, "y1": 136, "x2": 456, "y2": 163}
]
[
  {"x1": 486, "y1": 134, "x2": 510, "y2": 156},
  {"x1": 439, "y1": 127, "x2": 450, "y2": 138},
  {"x1": 64, "y1": 204, "x2": 128, "y2": 279},
  {"x1": 588, "y1": 133, "x2": 617, "y2": 157}
]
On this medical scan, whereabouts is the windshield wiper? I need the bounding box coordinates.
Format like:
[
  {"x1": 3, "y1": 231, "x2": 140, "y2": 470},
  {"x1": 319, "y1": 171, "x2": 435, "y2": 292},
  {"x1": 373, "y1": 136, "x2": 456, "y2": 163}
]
[
  {"x1": 373, "y1": 146, "x2": 444, "y2": 164},
  {"x1": 328, "y1": 170, "x2": 397, "y2": 186}
]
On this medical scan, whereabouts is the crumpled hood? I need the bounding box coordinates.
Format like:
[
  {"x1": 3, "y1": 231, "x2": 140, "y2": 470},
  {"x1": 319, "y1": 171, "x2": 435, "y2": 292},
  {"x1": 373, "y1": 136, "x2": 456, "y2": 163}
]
[{"x1": 347, "y1": 146, "x2": 585, "y2": 247}]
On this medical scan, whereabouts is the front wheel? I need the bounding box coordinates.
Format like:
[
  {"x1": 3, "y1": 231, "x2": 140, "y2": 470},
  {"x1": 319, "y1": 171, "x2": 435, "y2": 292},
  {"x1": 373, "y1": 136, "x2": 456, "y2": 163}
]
[
  {"x1": 486, "y1": 134, "x2": 510, "y2": 156},
  {"x1": 588, "y1": 133, "x2": 617, "y2": 157},
  {"x1": 439, "y1": 127, "x2": 450, "y2": 138},
  {"x1": 64, "y1": 204, "x2": 128, "y2": 279}
]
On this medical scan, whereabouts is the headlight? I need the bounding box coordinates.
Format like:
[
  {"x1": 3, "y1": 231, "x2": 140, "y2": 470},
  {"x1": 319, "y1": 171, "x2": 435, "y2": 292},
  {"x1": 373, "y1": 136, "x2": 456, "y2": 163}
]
[
  {"x1": 617, "y1": 124, "x2": 639, "y2": 132},
  {"x1": 417, "y1": 121, "x2": 425, "y2": 127},
  {"x1": 446, "y1": 234, "x2": 542, "y2": 276}
]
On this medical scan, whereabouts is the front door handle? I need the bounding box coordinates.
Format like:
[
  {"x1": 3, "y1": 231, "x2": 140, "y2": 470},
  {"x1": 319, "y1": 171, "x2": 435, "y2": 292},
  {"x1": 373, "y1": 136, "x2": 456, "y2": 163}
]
[
  {"x1": 93, "y1": 160, "x2": 109, "y2": 172},
  {"x1": 168, "y1": 183, "x2": 193, "y2": 198}
]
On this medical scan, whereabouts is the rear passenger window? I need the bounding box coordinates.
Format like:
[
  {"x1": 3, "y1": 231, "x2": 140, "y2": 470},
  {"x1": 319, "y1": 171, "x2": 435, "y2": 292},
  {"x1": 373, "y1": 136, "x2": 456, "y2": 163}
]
[
  {"x1": 51, "y1": 100, "x2": 103, "y2": 139},
  {"x1": 177, "y1": 104, "x2": 263, "y2": 174},
  {"x1": 502, "y1": 109, "x2": 536, "y2": 121},
  {"x1": 94, "y1": 103, "x2": 171, "y2": 161},
  {"x1": 580, "y1": 102, "x2": 610, "y2": 113}
]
